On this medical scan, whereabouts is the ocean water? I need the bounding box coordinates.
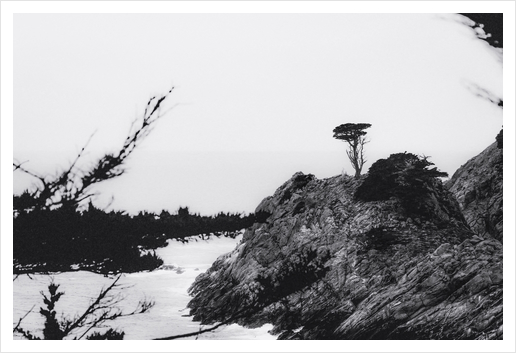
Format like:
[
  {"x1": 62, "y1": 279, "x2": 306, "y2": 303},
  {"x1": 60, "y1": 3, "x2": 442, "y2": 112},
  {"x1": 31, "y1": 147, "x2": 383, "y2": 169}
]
[{"x1": 12, "y1": 234, "x2": 277, "y2": 340}]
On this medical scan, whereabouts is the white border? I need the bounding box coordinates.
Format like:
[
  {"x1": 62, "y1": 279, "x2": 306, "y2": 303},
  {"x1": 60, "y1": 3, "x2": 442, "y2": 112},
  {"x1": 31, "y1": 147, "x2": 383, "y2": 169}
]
[
  {"x1": 2, "y1": 1, "x2": 515, "y2": 352},
  {"x1": 0, "y1": 0, "x2": 514, "y2": 14}
]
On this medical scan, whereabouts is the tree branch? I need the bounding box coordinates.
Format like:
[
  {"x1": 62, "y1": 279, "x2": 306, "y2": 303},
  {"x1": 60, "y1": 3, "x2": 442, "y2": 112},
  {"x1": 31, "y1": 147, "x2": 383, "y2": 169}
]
[{"x1": 13, "y1": 87, "x2": 175, "y2": 212}]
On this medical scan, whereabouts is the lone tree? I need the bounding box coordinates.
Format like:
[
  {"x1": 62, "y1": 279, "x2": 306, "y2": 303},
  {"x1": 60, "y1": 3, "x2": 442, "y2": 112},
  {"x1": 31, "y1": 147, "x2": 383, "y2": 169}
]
[{"x1": 333, "y1": 123, "x2": 372, "y2": 179}]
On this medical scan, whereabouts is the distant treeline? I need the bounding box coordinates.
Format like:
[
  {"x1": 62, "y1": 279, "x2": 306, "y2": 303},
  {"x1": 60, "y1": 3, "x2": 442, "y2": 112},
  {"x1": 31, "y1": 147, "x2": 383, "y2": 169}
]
[
  {"x1": 13, "y1": 201, "x2": 270, "y2": 275},
  {"x1": 12, "y1": 89, "x2": 273, "y2": 276}
]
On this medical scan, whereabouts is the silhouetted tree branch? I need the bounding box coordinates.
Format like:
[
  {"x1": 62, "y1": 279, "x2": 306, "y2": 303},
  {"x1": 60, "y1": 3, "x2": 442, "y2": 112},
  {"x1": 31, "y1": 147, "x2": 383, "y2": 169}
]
[
  {"x1": 459, "y1": 13, "x2": 503, "y2": 49},
  {"x1": 14, "y1": 275, "x2": 154, "y2": 340},
  {"x1": 13, "y1": 87, "x2": 175, "y2": 213},
  {"x1": 455, "y1": 14, "x2": 503, "y2": 109},
  {"x1": 462, "y1": 81, "x2": 503, "y2": 109},
  {"x1": 154, "y1": 307, "x2": 251, "y2": 340}
]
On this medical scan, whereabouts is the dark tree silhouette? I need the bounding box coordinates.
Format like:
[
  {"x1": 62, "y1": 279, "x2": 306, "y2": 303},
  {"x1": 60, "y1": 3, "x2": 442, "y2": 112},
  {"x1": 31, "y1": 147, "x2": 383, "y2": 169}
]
[
  {"x1": 13, "y1": 197, "x2": 268, "y2": 275},
  {"x1": 456, "y1": 13, "x2": 503, "y2": 109},
  {"x1": 333, "y1": 123, "x2": 372, "y2": 179},
  {"x1": 12, "y1": 86, "x2": 274, "y2": 340},
  {"x1": 355, "y1": 152, "x2": 449, "y2": 219},
  {"x1": 13, "y1": 87, "x2": 175, "y2": 213},
  {"x1": 13, "y1": 89, "x2": 176, "y2": 274},
  {"x1": 14, "y1": 275, "x2": 154, "y2": 340},
  {"x1": 459, "y1": 13, "x2": 503, "y2": 49}
]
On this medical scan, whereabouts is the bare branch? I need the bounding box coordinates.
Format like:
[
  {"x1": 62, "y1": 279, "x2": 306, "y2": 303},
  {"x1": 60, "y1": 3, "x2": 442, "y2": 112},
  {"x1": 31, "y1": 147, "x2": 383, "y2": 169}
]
[
  {"x1": 154, "y1": 307, "x2": 250, "y2": 340},
  {"x1": 13, "y1": 305, "x2": 35, "y2": 333},
  {"x1": 13, "y1": 159, "x2": 30, "y2": 172},
  {"x1": 463, "y1": 81, "x2": 503, "y2": 108},
  {"x1": 13, "y1": 87, "x2": 175, "y2": 212},
  {"x1": 61, "y1": 275, "x2": 123, "y2": 336}
]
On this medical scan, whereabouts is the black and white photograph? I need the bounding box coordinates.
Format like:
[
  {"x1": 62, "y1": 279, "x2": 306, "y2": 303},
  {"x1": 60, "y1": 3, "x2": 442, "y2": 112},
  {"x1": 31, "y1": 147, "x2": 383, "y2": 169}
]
[{"x1": 2, "y1": 1, "x2": 514, "y2": 352}]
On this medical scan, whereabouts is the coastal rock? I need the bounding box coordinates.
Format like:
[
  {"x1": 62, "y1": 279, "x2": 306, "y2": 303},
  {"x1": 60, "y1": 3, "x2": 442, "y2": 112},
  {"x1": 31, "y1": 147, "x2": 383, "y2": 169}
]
[
  {"x1": 446, "y1": 142, "x2": 503, "y2": 242},
  {"x1": 188, "y1": 148, "x2": 502, "y2": 340}
]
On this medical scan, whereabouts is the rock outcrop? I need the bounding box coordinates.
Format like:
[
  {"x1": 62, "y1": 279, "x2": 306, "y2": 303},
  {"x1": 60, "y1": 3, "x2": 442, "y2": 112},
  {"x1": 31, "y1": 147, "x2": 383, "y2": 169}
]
[
  {"x1": 188, "y1": 151, "x2": 503, "y2": 339},
  {"x1": 446, "y1": 142, "x2": 503, "y2": 242}
]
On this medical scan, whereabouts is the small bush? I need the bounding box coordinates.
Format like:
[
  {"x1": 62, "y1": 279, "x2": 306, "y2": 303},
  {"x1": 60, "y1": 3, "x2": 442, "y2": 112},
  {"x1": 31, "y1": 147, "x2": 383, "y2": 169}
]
[
  {"x1": 14, "y1": 276, "x2": 152, "y2": 340},
  {"x1": 86, "y1": 328, "x2": 124, "y2": 340},
  {"x1": 355, "y1": 152, "x2": 448, "y2": 217}
]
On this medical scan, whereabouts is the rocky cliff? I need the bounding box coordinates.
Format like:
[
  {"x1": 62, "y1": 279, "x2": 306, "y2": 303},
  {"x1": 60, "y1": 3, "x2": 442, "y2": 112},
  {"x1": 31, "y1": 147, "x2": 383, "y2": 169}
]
[
  {"x1": 446, "y1": 142, "x2": 503, "y2": 242},
  {"x1": 187, "y1": 149, "x2": 503, "y2": 340}
]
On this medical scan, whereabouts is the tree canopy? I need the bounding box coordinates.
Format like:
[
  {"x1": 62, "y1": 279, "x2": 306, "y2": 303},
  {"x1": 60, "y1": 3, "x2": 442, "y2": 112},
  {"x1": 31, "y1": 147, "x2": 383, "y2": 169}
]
[
  {"x1": 355, "y1": 152, "x2": 449, "y2": 219},
  {"x1": 333, "y1": 123, "x2": 372, "y2": 143},
  {"x1": 333, "y1": 123, "x2": 372, "y2": 179}
]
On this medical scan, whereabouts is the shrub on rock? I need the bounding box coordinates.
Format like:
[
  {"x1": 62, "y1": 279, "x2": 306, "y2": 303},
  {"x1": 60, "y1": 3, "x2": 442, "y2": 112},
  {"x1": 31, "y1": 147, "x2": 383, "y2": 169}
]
[{"x1": 355, "y1": 152, "x2": 448, "y2": 219}]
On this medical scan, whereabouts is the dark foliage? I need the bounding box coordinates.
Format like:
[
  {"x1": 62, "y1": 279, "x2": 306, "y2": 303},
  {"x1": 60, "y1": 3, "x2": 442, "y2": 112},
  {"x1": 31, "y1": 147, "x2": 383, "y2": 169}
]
[
  {"x1": 13, "y1": 202, "x2": 267, "y2": 275},
  {"x1": 13, "y1": 87, "x2": 269, "y2": 275},
  {"x1": 355, "y1": 152, "x2": 448, "y2": 218},
  {"x1": 86, "y1": 329, "x2": 125, "y2": 340},
  {"x1": 13, "y1": 89, "x2": 174, "y2": 274},
  {"x1": 333, "y1": 123, "x2": 372, "y2": 179},
  {"x1": 457, "y1": 14, "x2": 503, "y2": 109},
  {"x1": 14, "y1": 276, "x2": 151, "y2": 340},
  {"x1": 333, "y1": 123, "x2": 372, "y2": 141},
  {"x1": 459, "y1": 13, "x2": 503, "y2": 49},
  {"x1": 13, "y1": 88, "x2": 175, "y2": 213},
  {"x1": 40, "y1": 283, "x2": 65, "y2": 340}
]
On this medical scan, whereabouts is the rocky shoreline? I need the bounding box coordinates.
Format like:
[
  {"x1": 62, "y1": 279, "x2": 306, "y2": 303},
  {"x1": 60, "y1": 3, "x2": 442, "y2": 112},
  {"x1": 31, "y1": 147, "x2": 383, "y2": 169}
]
[{"x1": 187, "y1": 142, "x2": 503, "y2": 339}]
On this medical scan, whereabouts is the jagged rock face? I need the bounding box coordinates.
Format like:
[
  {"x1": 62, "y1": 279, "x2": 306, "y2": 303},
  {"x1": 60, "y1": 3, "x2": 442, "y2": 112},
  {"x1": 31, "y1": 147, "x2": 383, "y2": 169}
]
[
  {"x1": 188, "y1": 171, "x2": 502, "y2": 339},
  {"x1": 446, "y1": 142, "x2": 503, "y2": 242}
]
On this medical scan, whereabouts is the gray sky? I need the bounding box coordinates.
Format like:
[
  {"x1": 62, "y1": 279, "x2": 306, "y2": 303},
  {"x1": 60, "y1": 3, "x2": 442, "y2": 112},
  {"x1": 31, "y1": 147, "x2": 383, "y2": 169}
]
[{"x1": 12, "y1": 12, "x2": 504, "y2": 215}]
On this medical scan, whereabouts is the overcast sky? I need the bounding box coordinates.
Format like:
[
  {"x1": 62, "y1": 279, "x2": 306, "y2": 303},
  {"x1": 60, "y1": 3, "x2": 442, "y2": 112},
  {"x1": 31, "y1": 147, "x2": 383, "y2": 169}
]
[{"x1": 12, "y1": 11, "x2": 504, "y2": 215}]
